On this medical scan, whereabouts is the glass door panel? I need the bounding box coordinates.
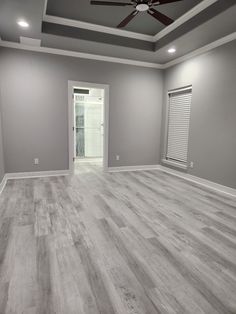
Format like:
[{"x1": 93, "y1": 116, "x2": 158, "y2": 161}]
[
  {"x1": 74, "y1": 92, "x2": 103, "y2": 159},
  {"x1": 75, "y1": 103, "x2": 85, "y2": 157},
  {"x1": 84, "y1": 103, "x2": 103, "y2": 157}
]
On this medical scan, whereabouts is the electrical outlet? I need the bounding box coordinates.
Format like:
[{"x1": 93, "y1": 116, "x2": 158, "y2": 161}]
[
  {"x1": 116, "y1": 155, "x2": 120, "y2": 161},
  {"x1": 34, "y1": 158, "x2": 39, "y2": 165},
  {"x1": 189, "y1": 161, "x2": 194, "y2": 168}
]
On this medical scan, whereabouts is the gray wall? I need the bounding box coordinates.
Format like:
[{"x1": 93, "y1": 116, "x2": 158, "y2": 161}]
[
  {"x1": 0, "y1": 92, "x2": 5, "y2": 182},
  {"x1": 1, "y1": 41, "x2": 235, "y2": 189},
  {"x1": 0, "y1": 48, "x2": 163, "y2": 173},
  {"x1": 162, "y1": 40, "x2": 236, "y2": 189}
]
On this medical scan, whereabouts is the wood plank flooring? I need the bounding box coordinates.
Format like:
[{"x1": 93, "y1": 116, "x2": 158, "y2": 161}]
[{"x1": 0, "y1": 164, "x2": 236, "y2": 314}]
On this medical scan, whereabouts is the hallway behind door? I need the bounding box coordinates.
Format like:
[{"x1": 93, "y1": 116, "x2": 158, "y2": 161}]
[{"x1": 74, "y1": 87, "x2": 104, "y2": 171}]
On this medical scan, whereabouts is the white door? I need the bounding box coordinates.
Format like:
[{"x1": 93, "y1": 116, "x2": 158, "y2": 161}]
[
  {"x1": 84, "y1": 102, "x2": 103, "y2": 157},
  {"x1": 74, "y1": 92, "x2": 104, "y2": 158}
]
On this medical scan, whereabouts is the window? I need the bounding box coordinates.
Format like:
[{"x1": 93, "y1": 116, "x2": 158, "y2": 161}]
[{"x1": 164, "y1": 86, "x2": 192, "y2": 169}]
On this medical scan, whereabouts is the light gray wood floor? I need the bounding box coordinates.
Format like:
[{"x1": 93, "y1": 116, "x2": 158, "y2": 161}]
[{"x1": 0, "y1": 164, "x2": 236, "y2": 314}]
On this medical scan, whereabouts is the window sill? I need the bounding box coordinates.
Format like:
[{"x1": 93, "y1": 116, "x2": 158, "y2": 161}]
[{"x1": 161, "y1": 159, "x2": 187, "y2": 170}]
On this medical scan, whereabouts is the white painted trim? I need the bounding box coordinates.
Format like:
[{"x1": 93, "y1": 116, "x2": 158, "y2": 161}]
[
  {"x1": 68, "y1": 82, "x2": 74, "y2": 174},
  {"x1": 1, "y1": 33, "x2": 235, "y2": 69},
  {"x1": 20, "y1": 37, "x2": 41, "y2": 47},
  {"x1": 5, "y1": 170, "x2": 70, "y2": 180},
  {"x1": 168, "y1": 85, "x2": 192, "y2": 94},
  {"x1": 1, "y1": 166, "x2": 235, "y2": 200},
  {"x1": 68, "y1": 81, "x2": 109, "y2": 174},
  {"x1": 108, "y1": 164, "x2": 236, "y2": 198},
  {"x1": 43, "y1": 0, "x2": 48, "y2": 17},
  {"x1": 159, "y1": 165, "x2": 236, "y2": 199},
  {"x1": 44, "y1": 15, "x2": 154, "y2": 42},
  {"x1": 162, "y1": 159, "x2": 187, "y2": 170},
  {"x1": 153, "y1": 0, "x2": 218, "y2": 41},
  {"x1": 0, "y1": 41, "x2": 162, "y2": 69},
  {"x1": 43, "y1": 0, "x2": 217, "y2": 42},
  {"x1": 0, "y1": 174, "x2": 7, "y2": 194},
  {"x1": 0, "y1": 170, "x2": 70, "y2": 193},
  {"x1": 162, "y1": 32, "x2": 236, "y2": 69},
  {"x1": 108, "y1": 165, "x2": 161, "y2": 172}
]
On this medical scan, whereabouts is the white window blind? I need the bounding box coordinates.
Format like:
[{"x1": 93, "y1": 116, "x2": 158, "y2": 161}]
[{"x1": 166, "y1": 88, "x2": 192, "y2": 164}]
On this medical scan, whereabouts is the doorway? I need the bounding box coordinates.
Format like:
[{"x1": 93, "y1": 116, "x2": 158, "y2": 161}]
[{"x1": 68, "y1": 81, "x2": 109, "y2": 173}]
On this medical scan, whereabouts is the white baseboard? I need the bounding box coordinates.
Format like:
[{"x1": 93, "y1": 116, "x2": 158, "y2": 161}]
[
  {"x1": 159, "y1": 165, "x2": 236, "y2": 198},
  {"x1": 1, "y1": 166, "x2": 235, "y2": 199},
  {"x1": 108, "y1": 165, "x2": 161, "y2": 172},
  {"x1": 0, "y1": 174, "x2": 7, "y2": 194},
  {"x1": 5, "y1": 170, "x2": 70, "y2": 180},
  {"x1": 0, "y1": 170, "x2": 70, "y2": 194},
  {"x1": 108, "y1": 164, "x2": 236, "y2": 198},
  {"x1": 161, "y1": 158, "x2": 187, "y2": 170}
]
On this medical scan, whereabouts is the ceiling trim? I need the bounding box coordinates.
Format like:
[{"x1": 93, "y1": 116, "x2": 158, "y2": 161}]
[
  {"x1": 20, "y1": 37, "x2": 41, "y2": 47},
  {"x1": 0, "y1": 40, "x2": 162, "y2": 68},
  {"x1": 42, "y1": 21, "x2": 154, "y2": 50},
  {"x1": 43, "y1": 0, "x2": 218, "y2": 42},
  {"x1": 0, "y1": 33, "x2": 235, "y2": 69},
  {"x1": 162, "y1": 32, "x2": 236, "y2": 68},
  {"x1": 43, "y1": 15, "x2": 155, "y2": 42},
  {"x1": 43, "y1": 0, "x2": 48, "y2": 16},
  {"x1": 153, "y1": 0, "x2": 218, "y2": 41}
]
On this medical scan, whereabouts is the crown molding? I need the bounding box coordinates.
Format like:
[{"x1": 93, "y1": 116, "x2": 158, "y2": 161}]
[
  {"x1": 0, "y1": 40, "x2": 163, "y2": 69},
  {"x1": 162, "y1": 32, "x2": 236, "y2": 69},
  {"x1": 153, "y1": 0, "x2": 218, "y2": 41},
  {"x1": 0, "y1": 33, "x2": 235, "y2": 69},
  {"x1": 20, "y1": 37, "x2": 41, "y2": 47},
  {"x1": 43, "y1": 0, "x2": 218, "y2": 43},
  {"x1": 43, "y1": 14, "x2": 155, "y2": 42}
]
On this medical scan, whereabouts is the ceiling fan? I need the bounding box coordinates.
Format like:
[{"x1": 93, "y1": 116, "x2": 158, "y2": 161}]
[{"x1": 90, "y1": 0, "x2": 183, "y2": 28}]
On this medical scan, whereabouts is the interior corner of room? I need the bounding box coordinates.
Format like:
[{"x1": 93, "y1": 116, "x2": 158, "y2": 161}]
[
  {"x1": 1, "y1": 1, "x2": 236, "y2": 312},
  {"x1": 0, "y1": 92, "x2": 5, "y2": 194},
  {"x1": 0, "y1": 39, "x2": 236, "y2": 194}
]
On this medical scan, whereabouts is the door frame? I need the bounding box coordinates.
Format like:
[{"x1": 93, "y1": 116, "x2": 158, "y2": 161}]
[{"x1": 68, "y1": 80, "x2": 109, "y2": 173}]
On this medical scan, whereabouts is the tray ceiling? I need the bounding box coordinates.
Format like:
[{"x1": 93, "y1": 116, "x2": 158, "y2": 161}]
[
  {"x1": 0, "y1": 0, "x2": 235, "y2": 65},
  {"x1": 46, "y1": 0, "x2": 202, "y2": 35}
]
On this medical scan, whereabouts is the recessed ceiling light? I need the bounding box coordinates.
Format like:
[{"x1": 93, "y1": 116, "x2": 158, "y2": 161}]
[
  {"x1": 168, "y1": 47, "x2": 176, "y2": 54},
  {"x1": 17, "y1": 20, "x2": 29, "y2": 28}
]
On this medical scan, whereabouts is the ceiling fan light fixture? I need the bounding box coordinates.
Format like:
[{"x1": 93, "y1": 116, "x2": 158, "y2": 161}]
[
  {"x1": 90, "y1": 0, "x2": 180, "y2": 28},
  {"x1": 136, "y1": 3, "x2": 149, "y2": 11}
]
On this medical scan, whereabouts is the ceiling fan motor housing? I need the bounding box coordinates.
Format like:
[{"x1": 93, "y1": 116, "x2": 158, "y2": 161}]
[
  {"x1": 90, "y1": 0, "x2": 177, "y2": 28},
  {"x1": 136, "y1": 3, "x2": 149, "y2": 11}
]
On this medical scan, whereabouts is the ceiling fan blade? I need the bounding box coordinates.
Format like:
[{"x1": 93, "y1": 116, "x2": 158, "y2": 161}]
[
  {"x1": 90, "y1": 1, "x2": 133, "y2": 6},
  {"x1": 147, "y1": 8, "x2": 173, "y2": 25},
  {"x1": 117, "y1": 10, "x2": 139, "y2": 28},
  {"x1": 152, "y1": 0, "x2": 183, "y2": 5}
]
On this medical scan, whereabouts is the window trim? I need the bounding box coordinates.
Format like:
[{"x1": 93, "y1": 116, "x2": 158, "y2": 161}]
[
  {"x1": 162, "y1": 158, "x2": 188, "y2": 170},
  {"x1": 163, "y1": 85, "x2": 192, "y2": 170}
]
